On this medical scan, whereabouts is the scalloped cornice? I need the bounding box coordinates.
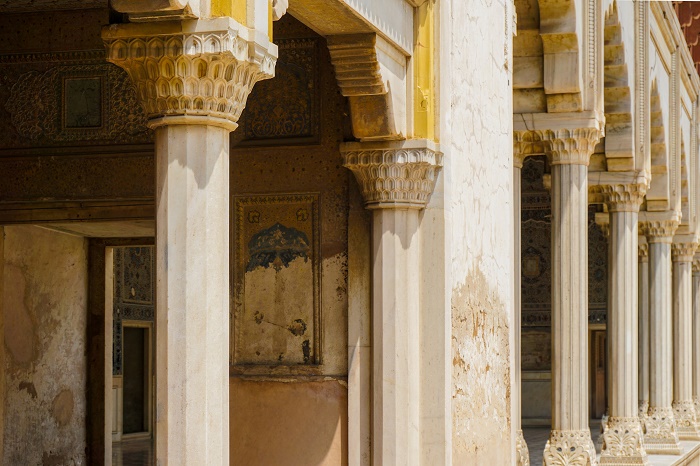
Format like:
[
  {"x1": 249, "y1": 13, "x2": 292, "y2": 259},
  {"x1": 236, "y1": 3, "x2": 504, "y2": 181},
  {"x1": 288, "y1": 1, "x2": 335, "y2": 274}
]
[
  {"x1": 341, "y1": 140, "x2": 442, "y2": 210},
  {"x1": 102, "y1": 18, "x2": 277, "y2": 130}
]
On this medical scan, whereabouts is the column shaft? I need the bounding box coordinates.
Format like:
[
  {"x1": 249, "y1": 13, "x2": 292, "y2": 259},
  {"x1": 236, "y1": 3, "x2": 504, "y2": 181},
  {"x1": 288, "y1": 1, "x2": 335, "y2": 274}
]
[
  {"x1": 514, "y1": 164, "x2": 530, "y2": 466},
  {"x1": 155, "y1": 124, "x2": 230, "y2": 465},
  {"x1": 600, "y1": 206, "x2": 647, "y2": 464},
  {"x1": 638, "y1": 242, "x2": 650, "y2": 417},
  {"x1": 544, "y1": 162, "x2": 597, "y2": 465},
  {"x1": 372, "y1": 208, "x2": 420, "y2": 466},
  {"x1": 693, "y1": 265, "x2": 700, "y2": 429},
  {"x1": 671, "y1": 243, "x2": 700, "y2": 439},
  {"x1": 644, "y1": 231, "x2": 682, "y2": 454}
]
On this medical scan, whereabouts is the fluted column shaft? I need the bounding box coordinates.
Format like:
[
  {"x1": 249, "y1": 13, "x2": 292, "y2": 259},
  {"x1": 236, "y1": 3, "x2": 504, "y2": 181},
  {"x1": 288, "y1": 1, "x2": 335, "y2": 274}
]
[
  {"x1": 639, "y1": 241, "x2": 650, "y2": 417},
  {"x1": 542, "y1": 127, "x2": 600, "y2": 466},
  {"x1": 600, "y1": 185, "x2": 648, "y2": 465},
  {"x1": 642, "y1": 218, "x2": 682, "y2": 454},
  {"x1": 693, "y1": 260, "x2": 700, "y2": 428},
  {"x1": 671, "y1": 241, "x2": 700, "y2": 439},
  {"x1": 342, "y1": 140, "x2": 442, "y2": 466},
  {"x1": 513, "y1": 155, "x2": 530, "y2": 466}
]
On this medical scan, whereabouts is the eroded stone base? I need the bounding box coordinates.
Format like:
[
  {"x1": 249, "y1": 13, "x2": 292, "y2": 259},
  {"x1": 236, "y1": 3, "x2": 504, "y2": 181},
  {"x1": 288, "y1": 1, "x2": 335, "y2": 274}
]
[
  {"x1": 516, "y1": 429, "x2": 530, "y2": 466},
  {"x1": 644, "y1": 407, "x2": 682, "y2": 455},
  {"x1": 599, "y1": 417, "x2": 648, "y2": 466},
  {"x1": 543, "y1": 430, "x2": 598, "y2": 466},
  {"x1": 673, "y1": 400, "x2": 700, "y2": 440}
]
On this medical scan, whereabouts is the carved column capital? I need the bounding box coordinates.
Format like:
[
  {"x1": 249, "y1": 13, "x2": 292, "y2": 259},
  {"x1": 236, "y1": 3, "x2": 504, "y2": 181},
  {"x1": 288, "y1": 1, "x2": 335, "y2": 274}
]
[
  {"x1": 541, "y1": 127, "x2": 602, "y2": 166},
  {"x1": 341, "y1": 140, "x2": 443, "y2": 210},
  {"x1": 590, "y1": 183, "x2": 647, "y2": 212},
  {"x1": 102, "y1": 18, "x2": 277, "y2": 131},
  {"x1": 640, "y1": 219, "x2": 680, "y2": 244},
  {"x1": 672, "y1": 241, "x2": 699, "y2": 263},
  {"x1": 513, "y1": 130, "x2": 543, "y2": 168},
  {"x1": 639, "y1": 243, "x2": 649, "y2": 261},
  {"x1": 693, "y1": 256, "x2": 700, "y2": 274}
]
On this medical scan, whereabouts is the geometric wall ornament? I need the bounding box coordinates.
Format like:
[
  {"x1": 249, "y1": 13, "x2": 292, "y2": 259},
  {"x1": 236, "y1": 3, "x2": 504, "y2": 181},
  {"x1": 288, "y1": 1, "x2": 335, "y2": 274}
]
[
  {"x1": 232, "y1": 193, "x2": 321, "y2": 370},
  {"x1": 237, "y1": 38, "x2": 321, "y2": 145},
  {"x1": 112, "y1": 246, "x2": 155, "y2": 376}
]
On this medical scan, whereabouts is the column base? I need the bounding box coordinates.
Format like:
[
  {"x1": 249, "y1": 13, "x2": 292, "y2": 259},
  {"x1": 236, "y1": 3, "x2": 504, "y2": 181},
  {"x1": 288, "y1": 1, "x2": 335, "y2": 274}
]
[
  {"x1": 599, "y1": 417, "x2": 648, "y2": 466},
  {"x1": 695, "y1": 398, "x2": 700, "y2": 432},
  {"x1": 673, "y1": 400, "x2": 700, "y2": 440},
  {"x1": 638, "y1": 401, "x2": 649, "y2": 433},
  {"x1": 644, "y1": 407, "x2": 682, "y2": 455},
  {"x1": 516, "y1": 429, "x2": 530, "y2": 466},
  {"x1": 543, "y1": 430, "x2": 598, "y2": 466}
]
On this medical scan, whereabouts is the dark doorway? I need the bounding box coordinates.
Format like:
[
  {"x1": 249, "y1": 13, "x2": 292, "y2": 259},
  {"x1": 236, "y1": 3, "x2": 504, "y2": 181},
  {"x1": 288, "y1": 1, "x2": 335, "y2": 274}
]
[{"x1": 123, "y1": 326, "x2": 148, "y2": 435}]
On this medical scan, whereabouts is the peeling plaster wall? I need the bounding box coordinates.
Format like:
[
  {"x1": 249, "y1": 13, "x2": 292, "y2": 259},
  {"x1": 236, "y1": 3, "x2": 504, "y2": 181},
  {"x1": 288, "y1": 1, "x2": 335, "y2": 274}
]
[
  {"x1": 436, "y1": 0, "x2": 516, "y2": 463},
  {"x1": 2, "y1": 225, "x2": 88, "y2": 466}
]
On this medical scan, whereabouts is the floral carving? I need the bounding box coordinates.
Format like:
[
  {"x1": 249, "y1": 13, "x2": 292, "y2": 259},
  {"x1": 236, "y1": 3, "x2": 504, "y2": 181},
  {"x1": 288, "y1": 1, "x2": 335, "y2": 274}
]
[
  {"x1": 516, "y1": 430, "x2": 530, "y2": 466},
  {"x1": 599, "y1": 417, "x2": 647, "y2": 464},
  {"x1": 644, "y1": 406, "x2": 682, "y2": 454},
  {"x1": 671, "y1": 242, "x2": 698, "y2": 262},
  {"x1": 672, "y1": 400, "x2": 700, "y2": 439},
  {"x1": 543, "y1": 430, "x2": 598, "y2": 466}
]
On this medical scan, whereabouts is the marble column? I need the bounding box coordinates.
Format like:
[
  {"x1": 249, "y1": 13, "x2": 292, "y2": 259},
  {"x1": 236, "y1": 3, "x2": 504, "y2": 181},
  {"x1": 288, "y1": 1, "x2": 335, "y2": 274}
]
[
  {"x1": 693, "y1": 256, "x2": 700, "y2": 430},
  {"x1": 513, "y1": 153, "x2": 530, "y2": 466},
  {"x1": 639, "y1": 239, "x2": 650, "y2": 421},
  {"x1": 599, "y1": 185, "x2": 648, "y2": 465},
  {"x1": 103, "y1": 19, "x2": 277, "y2": 465},
  {"x1": 671, "y1": 239, "x2": 700, "y2": 439},
  {"x1": 640, "y1": 217, "x2": 682, "y2": 454},
  {"x1": 542, "y1": 127, "x2": 601, "y2": 466},
  {"x1": 342, "y1": 140, "x2": 442, "y2": 466}
]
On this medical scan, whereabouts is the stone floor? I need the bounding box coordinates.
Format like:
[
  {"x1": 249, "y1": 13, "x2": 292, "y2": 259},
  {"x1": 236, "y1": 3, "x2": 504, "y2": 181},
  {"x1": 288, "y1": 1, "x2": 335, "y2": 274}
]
[{"x1": 112, "y1": 438, "x2": 153, "y2": 466}]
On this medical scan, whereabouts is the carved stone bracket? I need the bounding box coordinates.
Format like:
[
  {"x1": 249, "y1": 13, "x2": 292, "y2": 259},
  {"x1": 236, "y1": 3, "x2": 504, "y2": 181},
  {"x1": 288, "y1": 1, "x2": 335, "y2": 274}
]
[
  {"x1": 340, "y1": 139, "x2": 442, "y2": 210},
  {"x1": 327, "y1": 33, "x2": 405, "y2": 141},
  {"x1": 644, "y1": 406, "x2": 682, "y2": 455},
  {"x1": 599, "y1": 417, "x2": 648, "y2": 465},
  {"x1": 543, "y1": 430, "x2": 598, "y2": 466},
  {"x1": 102, "y1": 17, "x2": 278, "y2": 130}
]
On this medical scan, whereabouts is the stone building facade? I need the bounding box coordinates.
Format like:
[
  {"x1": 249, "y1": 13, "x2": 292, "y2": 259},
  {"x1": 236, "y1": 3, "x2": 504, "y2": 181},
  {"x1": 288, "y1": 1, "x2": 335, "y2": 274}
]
[{"x1": 1, "y1": 0, "x2": 700, "y2": 465}]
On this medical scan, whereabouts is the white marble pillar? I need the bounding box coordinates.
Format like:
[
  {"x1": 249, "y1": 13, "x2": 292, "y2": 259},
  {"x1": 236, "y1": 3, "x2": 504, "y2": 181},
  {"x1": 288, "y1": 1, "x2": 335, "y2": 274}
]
[
  {"x1": 671, "y1": 239, "x2": 700, "y2": 440},
  {"x1": 641, "y1": 217, "x2": 682, "y2": 454},
  {"x1": 542, "y1": 127, "x2": 601, "y2": 466},
  {"x1": 693, "y1": 256, "x2": 700, "y2": 430},
  {"x1": 103, "y1": 18, "x2": 276, "y2": 465},
  {"x1": 342, "y1": 140, "x2": 442, "y2": 466},
  {"x1": 597, "y1": 185, "x2": 648, "y2": 465},
  {"x1": 513, "y1": 154, "x2": 530, "y2": 466},
  {"x1": 639, "y1": 239, "x2": 650, "y2": 420}
]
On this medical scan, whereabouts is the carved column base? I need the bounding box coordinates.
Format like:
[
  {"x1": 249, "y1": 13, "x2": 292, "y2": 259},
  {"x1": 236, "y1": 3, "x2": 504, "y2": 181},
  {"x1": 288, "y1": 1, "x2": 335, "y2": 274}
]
[
  {"x1": 673, "y1": 400, "x2": 700, "y2": 440},
  {"x1": 599, "y1": 417, "x2": 648, "y2": 465},
  {"x1": 644, "y1": 407, "x2": 682, "y2": 455},
  {"x1": 543, "y1": 430, "x2": 598, "y2": 466},
  {"x1": 638, "y1": 401, "x2": 649, "y2": 433},
  {"x1": 695, "y1": 398, "x2": 700, "y2": 431},
  {"x1": 516, "y1": 429, "x2": 530, "y2": 466}
]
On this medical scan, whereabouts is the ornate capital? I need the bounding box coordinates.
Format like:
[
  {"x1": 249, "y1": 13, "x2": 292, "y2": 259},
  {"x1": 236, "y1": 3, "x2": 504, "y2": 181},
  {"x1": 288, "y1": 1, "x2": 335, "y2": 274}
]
[
  {"x1": 543, "y1": 430, "x2": 597, "y2": 466},
  {"x1": 513, "y1": 130, "x2": 543, "y2": 168},
  {"x1": 600, "y1": 417, "x2": 647, "y2": 464},
  {"x1": 590, "y1": 183, "x2": 646, "y2": 212},
  {"x1": 638, "y1": 243, "x2": 649, "y2": 261},
  {"x1": 341, "y1": 140, "x2": 442, "y2": 210},
  {"x1": 103, "y1": 18, "x2": 277, "y2": 130},
  {"x1": 639, "y1": 220, "x2": 679, "y2": 243},
  {"x1": 693, "y1": 259, "x2": 700, "y2": 274},
  {"x1": 542, "y1": 127, "x2": 602, "y2": 166},
  {"x1": 672, "y1": 242, "x2": 698, "y2": 262}
]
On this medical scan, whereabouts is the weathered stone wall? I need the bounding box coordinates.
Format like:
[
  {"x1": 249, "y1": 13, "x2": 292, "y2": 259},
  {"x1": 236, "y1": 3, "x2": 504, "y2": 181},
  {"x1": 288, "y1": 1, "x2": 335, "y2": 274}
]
[
  {"x1": 2, "y1": 225, "x2": 88, "y2": 465},
  {"x1": 436, "y1": 0, "x2": 516, "y2": 462}
]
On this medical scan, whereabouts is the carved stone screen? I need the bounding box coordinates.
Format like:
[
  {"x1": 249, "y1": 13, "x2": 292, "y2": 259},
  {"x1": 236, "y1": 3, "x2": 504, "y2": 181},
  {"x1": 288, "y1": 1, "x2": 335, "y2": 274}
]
[{"x1": 232, "y1": 194, "x2": 320, "y2": 367}]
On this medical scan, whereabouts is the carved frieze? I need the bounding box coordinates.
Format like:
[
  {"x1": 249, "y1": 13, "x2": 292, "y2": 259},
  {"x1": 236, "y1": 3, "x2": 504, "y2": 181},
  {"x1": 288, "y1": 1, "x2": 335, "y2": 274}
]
[
  {"x1": 232, "y1": 193, "x2": 321, "y2": 370},
  {"x1": 0, "y1": 51, "x2": 151, "y2": 147},
  {"x1": 543, "y1": 430, "x2": 598, "y2": 466}
]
